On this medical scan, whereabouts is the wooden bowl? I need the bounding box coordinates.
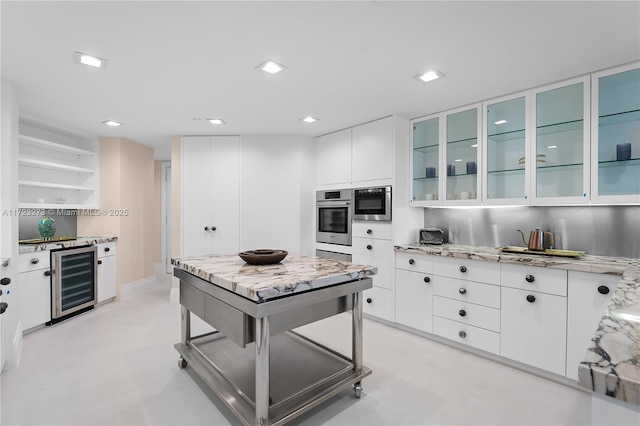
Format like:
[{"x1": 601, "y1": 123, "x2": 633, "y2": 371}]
[{"x1": 238, "y1": 249, "x2": 288, "y2": 265}]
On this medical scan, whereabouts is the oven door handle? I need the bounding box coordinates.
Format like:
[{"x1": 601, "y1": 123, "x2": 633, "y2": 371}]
[{"x1": 318, "y1": 201, "x2": 350, "y2": 207}]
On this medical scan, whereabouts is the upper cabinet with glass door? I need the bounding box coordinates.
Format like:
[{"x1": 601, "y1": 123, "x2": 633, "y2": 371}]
[
  {"x1": 411, "y1": 115, "x2": 441, "y2": 205},
  {"x1": 443, "y1": 105, "x2": 482, "y2": 205},
  {"x1": 483, "y1": 93, "x2": 530, "y2": 205},
  {"x1": 591, "y1": 63, "x2": 640, "y2": 204},
  {"x1": 531, "y1": 76, "x2": 590, "y2": 204}
]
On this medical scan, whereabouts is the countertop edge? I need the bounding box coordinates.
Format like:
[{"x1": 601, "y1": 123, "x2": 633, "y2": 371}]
[{"x1": 18, "y1": 236, "x2": 118, "y2": 253}]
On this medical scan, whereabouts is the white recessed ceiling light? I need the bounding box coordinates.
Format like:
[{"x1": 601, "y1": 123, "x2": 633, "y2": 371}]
[
  {"x1": 207, "y1": 118, "x2": 225, "y2": 125},
  {"x1": 414, "y1": 69, "x2": 445, "y2": 84},
  {"x1": 301, "y1": 116, "x2": 318, "y2": 123},
  {"x1": 257, "y1": 60, "x2": 287, "y2": 74},
  {"x1": 74, "y1": 51, "x2": 108, "y2": 69},
  {"x1": 494, "y1": 119, "x2": 508, "y2": 125},
  {"x1": 547, "y1": 145, "x2": 558, "y2": 149},
  {"x1": 454, "y1": 159, "x2": 463, "y2": 162},
  {"x1": 102, "y1": 120, "x2": 122, "y2": 127}
]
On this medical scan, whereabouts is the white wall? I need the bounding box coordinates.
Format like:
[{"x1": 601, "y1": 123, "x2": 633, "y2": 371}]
[{"x1": 240, "y1": 136, "x2": 315, "y2": 255}]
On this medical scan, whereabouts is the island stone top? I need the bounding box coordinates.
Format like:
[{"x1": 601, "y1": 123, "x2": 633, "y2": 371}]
[
  {"x1": 396, "y1": 243, "x2": 640, "y2": 406},
  {"x1": 172, "y1": 253, "x2": 377, "y2": 302},
  {"x1": 18, "y1": 236, "x2": 118, "y2": 253}
]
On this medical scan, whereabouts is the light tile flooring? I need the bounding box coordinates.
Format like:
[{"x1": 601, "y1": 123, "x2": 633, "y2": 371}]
[{"x1": 2, "y1": 273, "x2": 591, "y2": 425}]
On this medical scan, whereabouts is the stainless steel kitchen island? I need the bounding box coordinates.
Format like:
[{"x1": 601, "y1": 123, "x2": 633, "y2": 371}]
[{"x1": 171, "y1": 254, "x2": 376, "y2": 426}]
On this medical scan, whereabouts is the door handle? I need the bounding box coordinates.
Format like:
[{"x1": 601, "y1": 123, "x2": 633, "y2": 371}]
[{"x1": 0, "y1": 277, "x2": 10, "y2": 286}]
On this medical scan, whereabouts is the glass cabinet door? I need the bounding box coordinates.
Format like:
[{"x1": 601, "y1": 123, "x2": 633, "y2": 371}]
[
  {"x1": 483, "y1": 94, "x2": 529, "y2": 204},
  {"x1": 411, "y1": 116, "x2": 440, "y2": 204},
  {"x1": 532, "y1": 77, "x2": 589, "y2": 203},
  {"x1": 444, "y1": 106, "x2": 480, "y2": 203},
  {"x1": 591, "y1": 64, "x2": 640, "y2": 204}
]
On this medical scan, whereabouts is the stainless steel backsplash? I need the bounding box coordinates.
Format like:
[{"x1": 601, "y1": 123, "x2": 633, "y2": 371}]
[
  {"x1": 423, "y1": 206, "x2": 640, "y2": 258},
  {"x1": 19, "y1": 210, "x2": 78, "y2": 240}
]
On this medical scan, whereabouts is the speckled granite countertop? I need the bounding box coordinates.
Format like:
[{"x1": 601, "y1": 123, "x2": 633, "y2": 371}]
[
  {"x1": 171, "y1": 253, "x2": 377, "y2": 302},
  {"x1": 18, "y1": 236, "x2": 118, "y2": 253},
  {"x1": 396, "y1": 244, "x2": 639, "y2": 406}
]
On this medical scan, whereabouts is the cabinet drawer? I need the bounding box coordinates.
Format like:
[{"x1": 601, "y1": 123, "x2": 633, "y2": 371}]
[
  {"x1": 433, "y1": 296, "x2": 500, "y2": 332},
  {"x1": 352, "y1": 222, "x2": 392, "y2": 240},
  {"x1": 433, "y1": 316, "x2": 500, "y2": 355},
  {"x1": 352, "y1": 237, "x2": 393, "y2": 258},
  {"x1": 433, "y1": 256, "x2": 499, "y2": 285},
  {"x1": 363, "y1": 286, "x2": 393, "y2": 322},
  {"x1": 353, "y1": 239, "x2": 393, "y2": 290},
  {"x1": 501, "y1": 263, "x2": 567, "y2": 296},
  {"x1": 18, "y1": 251, "x2": 50, "y2": 272},
  {"x1": 96, "y1": 242, "x2": 117, "y2": 258},
  {"x1": 395, "y1": 251, "x2": 433, "y2": 274},
  {"x1": 432, "y1": 276, "x2": 501, "y2": 309}
]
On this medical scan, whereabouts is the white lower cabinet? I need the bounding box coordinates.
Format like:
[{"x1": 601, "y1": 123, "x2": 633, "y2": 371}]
[
  {"x1": 566, "y1": 271, "x2": 619, "y2": 381},
  {"x1": 18, "y1": 252, "x2": 51, "y2": 331},
  {"x1": 500, "y1": 286, "x2": 567, "y2": 376},
  {"x1": 433, "y1": 296, "x2": 500, "y2": 332},
  {"x1": 363, "y1": 286, "x2": 393, "y2": 322},
  {"x1": 97, "y1": 242, "x2": 117, "y2": 303},
  {"x1": 394, "y1": 268, "x2": 433, "y2": 332},
  {"x1": 433, "y1": 316, "x2": 500, "y2": 354}
]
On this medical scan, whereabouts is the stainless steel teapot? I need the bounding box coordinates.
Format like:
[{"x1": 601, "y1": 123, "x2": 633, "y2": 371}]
[{"x1": 517, "y1": 229, "x2": 554, "y2": 251}]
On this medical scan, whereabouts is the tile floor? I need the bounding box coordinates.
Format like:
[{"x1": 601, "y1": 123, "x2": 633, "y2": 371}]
[{"x1": 2, "y1": 273, "x2": 592, "y2": 425}]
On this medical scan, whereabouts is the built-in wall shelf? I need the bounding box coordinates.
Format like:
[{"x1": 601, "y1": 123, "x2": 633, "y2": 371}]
[{"x1": 18, "y1": 127, "x2": 98, "y2": 209}]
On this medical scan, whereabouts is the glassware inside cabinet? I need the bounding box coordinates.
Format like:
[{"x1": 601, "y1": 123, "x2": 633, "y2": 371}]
[
  {"x1": 445, "y1": 108, "x2": 478, "y2": 201},
  {"x1": 535, "y1": 82, "x2": 586, "y2": 199},
  {"x1": 412, "y1": 117, "x2": 440, "y2": 202},
  {"x1": 596, "y1": 67, "x2": 640, "y2": 196},
  {"x1": 485, "y1": 97, "x2": 527, "y2": 200}
]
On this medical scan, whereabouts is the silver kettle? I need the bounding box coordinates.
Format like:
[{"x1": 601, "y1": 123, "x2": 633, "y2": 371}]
[{"x1": 518, "y1": 229, "x2": 554, "y2": 251}]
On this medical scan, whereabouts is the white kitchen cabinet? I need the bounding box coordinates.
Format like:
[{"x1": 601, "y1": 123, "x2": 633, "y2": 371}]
[
  {"x1": 590, "y1": 62, "x2": 640, "y2": 204},
  {"x1": 181, "y1": 136, "x2": 240, "y2": 257},
  {"x1": 395, "y1": 267, "x2": 433, "y2": 333},
  {"x1": 18, "y1": 252, "x2": 51, "y2": 331},
  {"x1": 566, "y1": 271, "x2": 619, "y2": 381},
  {"x1": 351, "y1": 117, "x2": 393, "y2": 184},
  {"x1": 18, "y1": 127, "x2": 98, "y2": 209},
  {"x1": 96, "y1": 242, "x2": 116, "y2": 303},
  {"x1": 362, "y1": 286, "x2": 393, "y2": 322},
  {"x1": 316, "y1": 129, "x2": 351, "y2": 188},
  {"x1": 531, "y1": 76, "x2": 591, "y2": 204},
  {"x1": 500, "y1": 286, "x2": 567, "y2": 375},
  {"x1": 433, "y1": 316, "x2": 500, "y2": 355},
  {"x1": 410, "y1": 114, "x2": 442, "y2": 205}
]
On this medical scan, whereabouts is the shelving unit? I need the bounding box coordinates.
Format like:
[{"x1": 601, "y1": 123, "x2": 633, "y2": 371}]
[{"x1": 18, "y1": 128, "x2": 98, "y2": 209}]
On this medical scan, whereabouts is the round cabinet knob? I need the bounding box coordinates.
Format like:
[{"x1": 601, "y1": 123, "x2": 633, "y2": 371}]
[
  {"x1": 0, "y1": 277, "x2": 11, "y2": 286},
  {"x1": 459, "y1": 309, "x2": 467, "y2": 317},
  {"x1": 459, "y1": 266, "x2": 467, "y2": 273},
  {"x1": 97, "y1": 260, "x2": 103, "y2": 265},
  {"x1": 0, "y1": 302, "x2": 7, "y2": 314},
  {"x1": 366, "y1": 229, "x2": 372, "y2": 235},
  {"x1": 423, "y1": 276, "x2": 431, "y2": 283},
  {"x1": 104, "y1": 247, "x2": 110, "y2": 252},
  {"x1": 366, "y1": 298, "x2": 372, "y2": 304},
  {"x1": 408, "y1": 259, "x2": 415, "y2": 265},
  {"x1": 211, "y1": 226, "x2": 217, "y2": 231},
  {"x1": 525, "y1": 274, "x2": 535, "y2": 283},
  {"x1": 597, "y1": 286, "x2": 610, "y2": 295},
  {"x1": 31, "y1": 258, "x2": 40, "y2": 265},
  {"x1": 526, "y1": 295, "x2": 536, "y2": 303},
  {"x1": 204, "y1": 226, "x2": 210, "y2": 231},
  {"x1": 458, "y1": 331, "x2": 466, "y2": 338},
  {"x1": 0, "y1": 289, "x2": 3, "y2": 296},
  {"x1": 459, "y1": 288, "x2": 467, "y2": 295},
  {"x1": 366, "y1": 245, "x2": 372, "y2": 250},
  {"x1": 44, "y1": 270, "x2": 52, "y2": 277}
]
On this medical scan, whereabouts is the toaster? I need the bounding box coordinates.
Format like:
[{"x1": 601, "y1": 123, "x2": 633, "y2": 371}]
[{"x1": 419, "y1": 228, "x2": 445, "y2": 245}]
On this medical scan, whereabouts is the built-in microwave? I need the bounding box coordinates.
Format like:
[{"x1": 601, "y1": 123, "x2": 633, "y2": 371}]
[
  {"x1": 352, "y1": 186, "x2": 391, "y2": 221},
  {"x1": 316, "y1": 189, "x2": 352, "y2": 246}
]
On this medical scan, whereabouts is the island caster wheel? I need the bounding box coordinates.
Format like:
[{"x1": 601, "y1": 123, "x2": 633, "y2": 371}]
[
  {"x1": 353, "y1": 382, "x2": 362, "y2": 398},
  {"x1": 178, "y1": 356, "x2": 188, "y2": 369}
]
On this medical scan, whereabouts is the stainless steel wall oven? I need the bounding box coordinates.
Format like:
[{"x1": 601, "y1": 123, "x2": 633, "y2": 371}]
[
  {"x1": 316, "y1": 189, "x2": 352, "y2": 246},
  {"x1": 50, "y1": 245, "x2": 97, "y2": 322}
]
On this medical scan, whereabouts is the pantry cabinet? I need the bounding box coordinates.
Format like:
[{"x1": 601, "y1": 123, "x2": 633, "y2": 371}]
[
  {"x1": 181, "y1": 136, "x2": 240, "y2": 257},
  {"x1": 590, "y1": 62, "x2": 640, "y2": 204}
]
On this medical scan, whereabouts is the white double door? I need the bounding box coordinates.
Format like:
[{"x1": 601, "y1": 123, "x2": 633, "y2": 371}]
[{"x1": 182, "y1": 136, "x2": 240, "y2": 257}]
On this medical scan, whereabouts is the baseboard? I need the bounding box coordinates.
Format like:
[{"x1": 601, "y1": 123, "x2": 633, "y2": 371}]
[{"x1": 120, "y1": 275, "x2": 157, "y2": 300}]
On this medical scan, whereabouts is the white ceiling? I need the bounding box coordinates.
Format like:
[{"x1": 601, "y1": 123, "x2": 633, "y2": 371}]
[{"x1": 2, "y1": 1, "x2": 639, "y2": 160}]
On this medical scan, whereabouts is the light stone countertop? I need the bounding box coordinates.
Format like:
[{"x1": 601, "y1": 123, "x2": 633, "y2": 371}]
[
  {"x1": 395, "y1": 243, "x2": 639, "y2": 406},
  {"x1": 171, "y1": 253, "x2": 377, "y2": 303},
  {"x1": 18, "y1": 236, "x2": 118, "y2": 253}
]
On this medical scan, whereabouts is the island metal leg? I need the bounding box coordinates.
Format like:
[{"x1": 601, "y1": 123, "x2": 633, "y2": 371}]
[
  {"x1": 255, "y1": 316, "x2": 270, "y2": 426},
  {"x1": 352, "y1": 291, "x2": 363, "y2": 398},
  {"x1": 181, "y1": 306, "x2": 191, "y2": 345}
]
